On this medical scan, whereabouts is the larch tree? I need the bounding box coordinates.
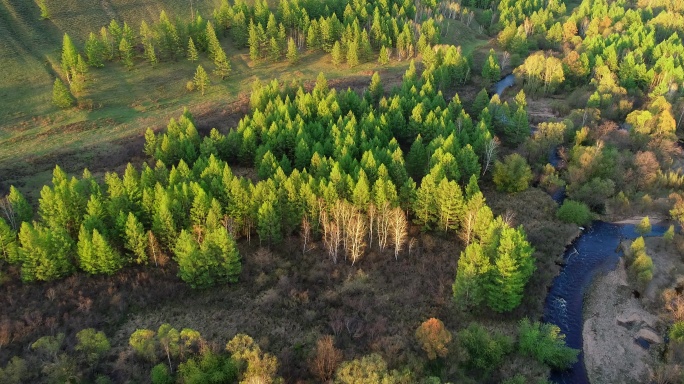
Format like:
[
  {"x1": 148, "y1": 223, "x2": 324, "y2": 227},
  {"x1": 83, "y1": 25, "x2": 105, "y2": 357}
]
[
  {"x1": 85, "y1": 32, "x2": 105, "y2": 67},
  {"x1": 193, "y1": 65, "x2": 210, "y2": 96},
  {"x1": 187, "y1": 37, "x2": 199, "y2": 61},
  {"x1": 378, "y1": 45, "x2": 390, "y2": 65},
  {"x1": 331, "y1": 41, "x2": 343, "y2": 66},
  {"x1": 389, "y1": 207, "x2": 408, "y2": 260},
  {"x1": 52, "y1": 78, "x2": 75, "y2": 108},
  {"x1": 346, "y1": 40, "x2": 359, "y2": 68},
  {"x1": 286, "y1": 37, "x2": 299, "y2": 64},
  {"x1": 124, "y1": 212, "x2": 148, "y2": 265},
  {"x1": 119, "y1": 38, "x2": 134, "y2": 69},
  {"x1": 61, "y1": 33, "x2": 78, "y2": 83}
]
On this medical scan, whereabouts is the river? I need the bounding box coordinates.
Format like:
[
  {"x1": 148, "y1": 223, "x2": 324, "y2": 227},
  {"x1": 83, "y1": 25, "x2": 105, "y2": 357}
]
[{"x1": 544, "y1": 222, "x2": 668, "y2": 383}]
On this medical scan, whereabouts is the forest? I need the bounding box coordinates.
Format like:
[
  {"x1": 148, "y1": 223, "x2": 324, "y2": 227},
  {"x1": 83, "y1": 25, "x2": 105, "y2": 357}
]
[{"x1": 2, "y1": 0, "x2": 684, "y2": 382}]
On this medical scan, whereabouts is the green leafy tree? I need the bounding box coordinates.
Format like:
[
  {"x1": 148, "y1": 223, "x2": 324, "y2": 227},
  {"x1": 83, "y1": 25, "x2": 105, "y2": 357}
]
[
  {"x1": 78, "y1": 226, "x2": 123, "y2": 275},
  {"x1": 52, "y1": 78, "x2": 75, "y2": 108},
  {"x1": 458, "y1": 323, "x2": 513, "y2": 374},
  {"x1": 518, "y1": 319, "x2": 579, "y2": 370},
  {"x1": 76, "y1": 329, "x2": 111, "y2": 365},
  {"x1": 178, "y1": 351, "x2": 238, "y2": 384},
  {"x1": 193, "y1": 65, "x2": 210, "y2": 96},
  {"x1": 556, "y1": 200, "x2": 592, "y2": 226},
  {"x1": 493, "y1": 153, "x2": 533, "y2": 193},
  {"x1": 129, "y1": 329, "x2": 158, "y2": 362},
  {"x1": 334, "y1": 353, "x2": 398, "y2": 384},
  {"x1": 151, "y1": 364, "x2": 174, "y2": 384}
]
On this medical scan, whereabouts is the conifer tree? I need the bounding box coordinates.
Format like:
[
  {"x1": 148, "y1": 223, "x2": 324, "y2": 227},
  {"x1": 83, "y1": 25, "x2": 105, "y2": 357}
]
[
  {"x1": 331, "y1": 41, "x2": 343, "y2": 66},
  {"x1": 286, "y1": 37, "x2": 299, "y2": 64},
  {"x1": 269, "y1": 36, "x2": 281, "y2": 62},
  {"x1": 187, "y1": 37, "x2": 199, "y2": 61},
  {"x1": 8, "y1": 186, "x2": 33, "y2": 225},
  {"x1": 378, "y1": 45, "x2": 390, "y2": 65},
  {"x1": 257, "y1": 199, "x2": 282, "y2": 245},
  {"x1": 205, "y1": 22, "x2": 220, "y2": 61},
  {"x1": 482, "y1": 49, "x2": 501, "y2": 85},
  {"x1": 346, "y1": 40, "x2": 359, "y2": 68},
  {"x1": 61, "y1": 34, "x2": 78, "y2": 83},
  {"x1": 212, "y1": 46, "x2": 231, "y2": 80},
  {"x1": 38, "y1": 0, "x2": 50, "y2": 19},
  {"x1": 453, "y1": 242, "x2": 490, "y2": 308},
  {"x1": 85, "y1": 32, "x2": 105, "y2": 67},
  {"x1": 0, "y1": 217, "x2": 18, "y2": 264},
  {"x1": 119, "y1": 38, "x2": 134, "y2": 69},
  {"x1": 174, "y1": 227, "x2": 241, "y2": 288},
  {"x1": 52, "y1": 78, "x2": 75, "y2": 108},
  {"x1": 193, "y1": 65, "x2": 210, "y2": 95},
  {"x1": 18, "y1": 223, "x2": 74, "y2": 282},
  {"x1": 124, "y1": 212, "x2": 148, "y2": 265},
  {"x1": 248, "y1": 21, "x2": 261, "y2": 62}
]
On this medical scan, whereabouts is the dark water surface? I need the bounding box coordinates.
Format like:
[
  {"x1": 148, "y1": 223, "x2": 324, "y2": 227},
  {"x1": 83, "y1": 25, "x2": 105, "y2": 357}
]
[{"x1": 544, "y1": 221, "x2": 667, "y2": 383}]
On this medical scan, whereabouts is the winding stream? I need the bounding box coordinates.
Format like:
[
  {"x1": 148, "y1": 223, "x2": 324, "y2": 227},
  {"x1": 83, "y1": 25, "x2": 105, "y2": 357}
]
[{"x1": 544, "y1": 222, "x2": 668, "y2": 383}]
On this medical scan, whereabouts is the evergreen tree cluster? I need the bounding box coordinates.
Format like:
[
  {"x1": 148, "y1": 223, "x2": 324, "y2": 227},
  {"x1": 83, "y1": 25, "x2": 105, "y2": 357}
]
[{"x1": 6, "y1": 61, "x2": 535, "y2": 310}]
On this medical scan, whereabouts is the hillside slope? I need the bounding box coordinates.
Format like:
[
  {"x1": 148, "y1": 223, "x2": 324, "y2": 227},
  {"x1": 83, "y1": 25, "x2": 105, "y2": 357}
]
[{"x1": 0, "y1": 0, "x2": 220, "y2": 127}]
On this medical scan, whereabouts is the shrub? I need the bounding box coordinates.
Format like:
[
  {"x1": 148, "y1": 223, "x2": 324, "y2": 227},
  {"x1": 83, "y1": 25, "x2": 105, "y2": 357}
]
[
  {"x1": 517, "y1": 319, "x2": 579, "y2": 370},
  {"x1": 458, "y1": 323, "x2": 513, "y2": 374},
  {"x1": 556, "y1": 200, "x2": 592, "y2": 226},
  {"x1": 415, "y1": 318, "x2": 452, "y2": 360}
]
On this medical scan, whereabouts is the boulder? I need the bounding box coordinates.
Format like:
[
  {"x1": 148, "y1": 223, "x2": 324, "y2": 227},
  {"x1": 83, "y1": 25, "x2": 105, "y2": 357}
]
[
  {"x1": 616, "y1": 313, "x2": 642, "y2": 328},
  {"x1": 636, "y1": 328, "x2": 662, "y2": 344}
]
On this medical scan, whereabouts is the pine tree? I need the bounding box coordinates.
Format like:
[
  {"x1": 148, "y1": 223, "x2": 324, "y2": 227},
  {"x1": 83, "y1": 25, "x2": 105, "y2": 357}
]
[
  {"x1": 413, "y1": 174, "x2": 437, "y2": 230},
  {"x1": 38, "y1": 0, "x2": 50, "y2": 19},
  {"x1": 187, "y1": 37, "x2": 199, "y2": 61},
  {"x1": 174, "y1": 228, "x2": 241, "y2": 289},
  {"x1": 482, "y1": 49, "x2": 501, "y2": 85},
  {"x1": 472, "y1": 88, "x2": 490, "y2": 117},
  {"x1": 0, "y1": 217, "x2": 18, "y2": 264},
  {"x1": 248, "y1": 21, "x2": 261, "y2": 62},
  {"x1": 453, "y1": 242, "x2": 490, "y2": 308},
  {"x1": 269, "y1": 36, "x2": 281, "y2": 62},
  {"x1": 286, "y1": 37, "x2": 299, "y2": 64},
  {"x1": 61, "y1": 34, "x2": 78, "y2": 82},
  {"x1": 8, "y1": 186, "x2": 33, "y2": 225},
  {"x1": 257, "y1": 199, "x2": 281, "y2": 245},
  {"x1": 212, "y1": 47, "x2": 231, "y2": 80},
  {"x1": 119, "y1": 38, "x2": 134, "y2": 69},
  {"x1": 205, "y1": 22, "x2": 220, "y2": 61},
  {"x1": 193, "y1": 65, "x2": 210, "y2": 95},
  {"x1": 52, "y1": 78, "x2": 75, "y2": 108},
  {"x1": 331, "y1": 41, "x2": 343, "y2": 66},
  {"x1": 85, "y1": 32, "x2": 105, "y2": 67},
  {"x1": 124, "y1": 212, "x2": 148, "y2": 265},
  {"x1": 378, "y1": 45, "x2": 390, "y2": 65},
  {"x1": 346, "y1": 40, "x2": 359, "y2": 68}
]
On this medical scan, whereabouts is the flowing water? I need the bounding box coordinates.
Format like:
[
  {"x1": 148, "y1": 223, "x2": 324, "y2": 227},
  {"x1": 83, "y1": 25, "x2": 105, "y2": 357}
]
[{"x1": 544, "y1": 222, "x2": 668, "y2": 383}]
